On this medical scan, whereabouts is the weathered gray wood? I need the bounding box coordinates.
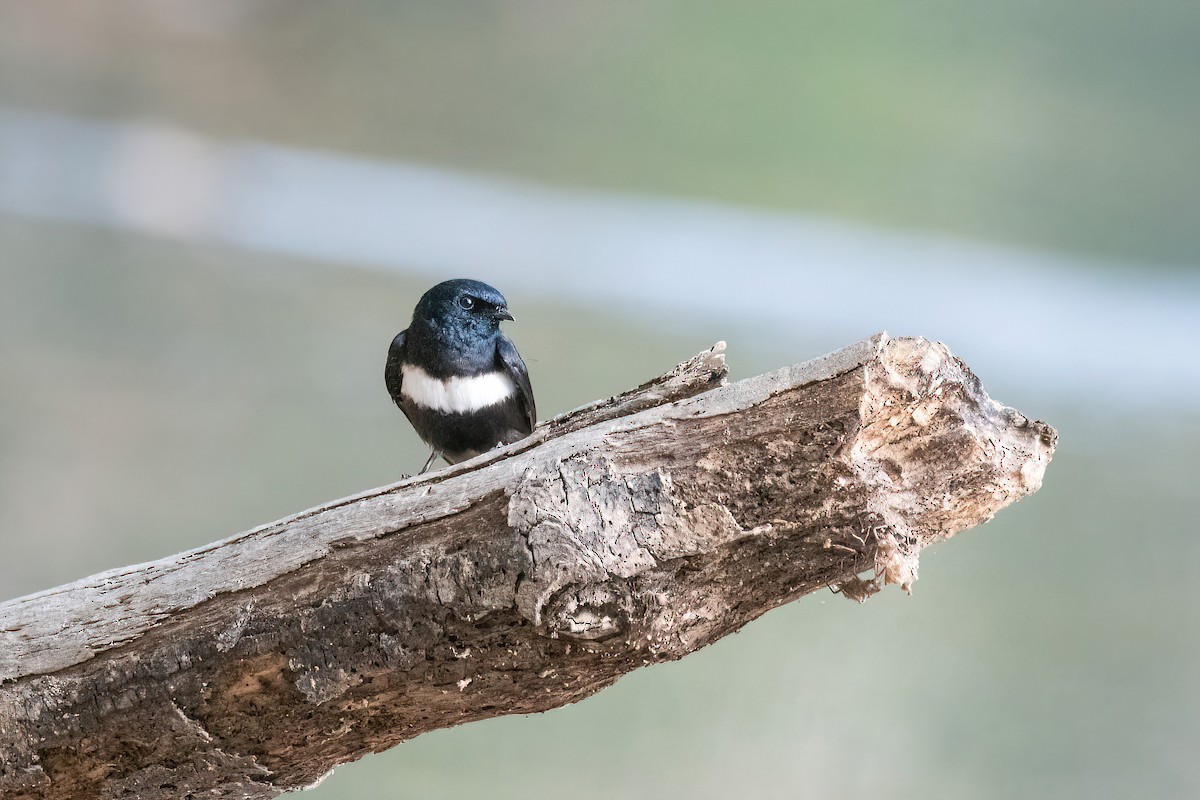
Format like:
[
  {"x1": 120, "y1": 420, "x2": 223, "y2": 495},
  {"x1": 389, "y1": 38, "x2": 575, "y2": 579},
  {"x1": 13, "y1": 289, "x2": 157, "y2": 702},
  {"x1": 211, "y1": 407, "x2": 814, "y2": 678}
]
[{"x1": 0, "y1": 335, "x2": 1056, "y2": 799}]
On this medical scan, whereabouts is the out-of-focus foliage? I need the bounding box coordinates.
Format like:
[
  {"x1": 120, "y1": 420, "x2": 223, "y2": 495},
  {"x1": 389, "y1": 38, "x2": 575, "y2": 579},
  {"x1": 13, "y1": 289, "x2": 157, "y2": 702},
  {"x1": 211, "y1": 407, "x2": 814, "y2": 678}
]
[{"x1": 1, "y1": 1, "x2": 1198, "y2": 266}]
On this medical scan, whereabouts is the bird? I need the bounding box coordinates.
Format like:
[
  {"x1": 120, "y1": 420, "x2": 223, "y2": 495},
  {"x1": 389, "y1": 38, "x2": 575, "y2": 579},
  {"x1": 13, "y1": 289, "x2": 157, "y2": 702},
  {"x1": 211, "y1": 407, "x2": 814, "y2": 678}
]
[{"x1": 385, "y1": 279, "x2": 536, "y2": 474}]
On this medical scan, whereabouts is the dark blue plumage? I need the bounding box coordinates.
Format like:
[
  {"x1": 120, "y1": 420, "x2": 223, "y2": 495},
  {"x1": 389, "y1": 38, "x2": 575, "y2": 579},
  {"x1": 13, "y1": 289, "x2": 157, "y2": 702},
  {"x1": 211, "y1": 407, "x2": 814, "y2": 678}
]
[{"x1": 385, "y1": 279, "x2": 536, "y2": 472}]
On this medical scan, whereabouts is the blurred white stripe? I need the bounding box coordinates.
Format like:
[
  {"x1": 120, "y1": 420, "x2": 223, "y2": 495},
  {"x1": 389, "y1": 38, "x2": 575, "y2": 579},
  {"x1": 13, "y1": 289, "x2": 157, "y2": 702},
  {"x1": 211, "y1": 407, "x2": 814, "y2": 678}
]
[{"x1": 2, "y1": 106, "x2": 1198, "y2": 409}]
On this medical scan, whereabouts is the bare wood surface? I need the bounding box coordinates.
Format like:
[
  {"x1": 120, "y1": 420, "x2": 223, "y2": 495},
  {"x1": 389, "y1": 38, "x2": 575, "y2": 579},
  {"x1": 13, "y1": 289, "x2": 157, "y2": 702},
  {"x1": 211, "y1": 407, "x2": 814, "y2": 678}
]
[{"x1": 0, "y1": 334, "x2": 1056, "y2": 799}]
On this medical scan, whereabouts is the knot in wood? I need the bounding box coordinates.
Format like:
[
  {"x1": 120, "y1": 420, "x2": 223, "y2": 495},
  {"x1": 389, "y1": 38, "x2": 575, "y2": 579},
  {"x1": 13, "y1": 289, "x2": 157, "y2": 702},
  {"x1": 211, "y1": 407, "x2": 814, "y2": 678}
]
[{"x1": 541, "y1": 582, "x2": 634, "y2": 641}]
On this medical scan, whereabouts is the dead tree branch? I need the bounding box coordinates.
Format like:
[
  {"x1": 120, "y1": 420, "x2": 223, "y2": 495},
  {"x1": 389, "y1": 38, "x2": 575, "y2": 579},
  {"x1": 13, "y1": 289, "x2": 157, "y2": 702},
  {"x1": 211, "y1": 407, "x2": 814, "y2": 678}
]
[{"x1": 0, "y1": 334, "x2": 1056, "y2": 799}]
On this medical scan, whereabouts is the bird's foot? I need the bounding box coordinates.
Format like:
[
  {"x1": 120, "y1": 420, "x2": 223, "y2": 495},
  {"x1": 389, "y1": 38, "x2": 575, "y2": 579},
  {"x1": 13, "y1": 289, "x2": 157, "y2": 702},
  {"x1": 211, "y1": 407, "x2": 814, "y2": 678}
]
[{"x1": 418, "y1": 450, "x2": 442, "y2": 475}]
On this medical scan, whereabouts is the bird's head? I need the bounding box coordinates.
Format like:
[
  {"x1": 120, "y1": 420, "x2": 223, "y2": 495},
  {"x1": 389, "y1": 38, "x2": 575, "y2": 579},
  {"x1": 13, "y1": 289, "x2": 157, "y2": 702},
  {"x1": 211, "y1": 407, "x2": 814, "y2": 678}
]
[{"x1": 413, "y1": 279, "x2": 514, "y2": 339}]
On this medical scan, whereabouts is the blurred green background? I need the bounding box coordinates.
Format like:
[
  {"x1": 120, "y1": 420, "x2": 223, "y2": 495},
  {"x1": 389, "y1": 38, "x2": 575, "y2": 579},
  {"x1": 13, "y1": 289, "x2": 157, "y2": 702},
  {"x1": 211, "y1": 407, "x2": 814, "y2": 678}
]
[{"x1": 1, "y1": 3, "x2": 1198, "y2": 798}]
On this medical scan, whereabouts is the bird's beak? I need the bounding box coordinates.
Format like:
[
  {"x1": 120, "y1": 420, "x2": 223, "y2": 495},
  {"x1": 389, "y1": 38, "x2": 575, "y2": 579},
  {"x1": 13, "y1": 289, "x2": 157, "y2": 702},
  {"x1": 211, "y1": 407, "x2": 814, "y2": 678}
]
[{"x1": 496, "y1": 308, "x2": 515, "y2": 322}]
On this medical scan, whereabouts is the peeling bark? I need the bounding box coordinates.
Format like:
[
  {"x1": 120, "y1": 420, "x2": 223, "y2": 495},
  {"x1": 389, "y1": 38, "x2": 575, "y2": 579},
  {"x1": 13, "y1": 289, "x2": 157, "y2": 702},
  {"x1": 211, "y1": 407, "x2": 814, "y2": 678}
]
[{"x1": 0, "y1": 335, "x2": 1056, "y2": 799}]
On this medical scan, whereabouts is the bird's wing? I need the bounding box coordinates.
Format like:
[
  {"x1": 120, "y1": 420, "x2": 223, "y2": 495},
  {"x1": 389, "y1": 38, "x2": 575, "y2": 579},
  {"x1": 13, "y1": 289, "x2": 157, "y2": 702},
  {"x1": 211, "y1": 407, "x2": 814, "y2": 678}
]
[
  {"x1": 384, "y1": 330, "x2": 408, "y2": 411},
  {"x1": 497, "y1": 335, "x2": 536, "y2": 433}
]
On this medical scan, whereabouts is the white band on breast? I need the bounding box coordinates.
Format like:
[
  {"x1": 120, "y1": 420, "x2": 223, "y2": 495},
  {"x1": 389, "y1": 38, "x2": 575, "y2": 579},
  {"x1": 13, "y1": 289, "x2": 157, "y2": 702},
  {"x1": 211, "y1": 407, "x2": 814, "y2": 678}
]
[{"x1": 401, "y1": 364, "x2": 517, "y2": 414}]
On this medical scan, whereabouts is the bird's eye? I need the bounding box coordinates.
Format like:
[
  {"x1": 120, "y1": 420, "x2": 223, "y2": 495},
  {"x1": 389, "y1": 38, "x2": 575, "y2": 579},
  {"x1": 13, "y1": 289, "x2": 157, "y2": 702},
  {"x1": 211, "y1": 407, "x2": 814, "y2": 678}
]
[{"x1": 458, "y1": 296, "x2": 475, "y2": 310}]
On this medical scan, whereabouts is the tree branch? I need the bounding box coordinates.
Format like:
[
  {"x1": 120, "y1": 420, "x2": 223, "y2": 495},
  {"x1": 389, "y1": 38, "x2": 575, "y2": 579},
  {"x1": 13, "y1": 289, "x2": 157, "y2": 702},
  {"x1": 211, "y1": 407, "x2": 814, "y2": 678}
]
[{"x1": 0, "y1": 334, "x2": 1056, "y2": 799}]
